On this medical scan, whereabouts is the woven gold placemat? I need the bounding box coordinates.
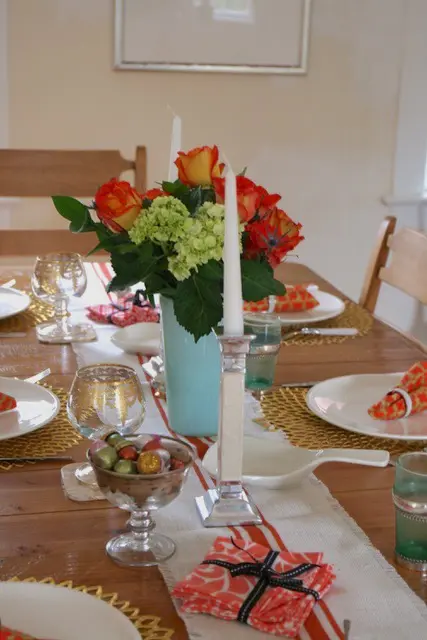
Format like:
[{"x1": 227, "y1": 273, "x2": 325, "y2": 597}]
[
  {"x1": 261, "y1": 386, "x2": 427, "y2": 455},
  {"x1": 0, "y1": 294, "x2": 53, "y2": 333},
  {"x1": 282, "y1": 300, "x2": 373, "y2": 346},
  {"x1": 0, "y1": 387, "x2": 82, "y2": 471},
  {"x1": 7, "y1": 577, "x2": 175, "y2": 640}
]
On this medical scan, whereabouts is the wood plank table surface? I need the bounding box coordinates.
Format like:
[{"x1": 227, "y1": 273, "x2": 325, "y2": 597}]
[{"x1": 0, "y1": 261, "x2": 426, "y2": 639}]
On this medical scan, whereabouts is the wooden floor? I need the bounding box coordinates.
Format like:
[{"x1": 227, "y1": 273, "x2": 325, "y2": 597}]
[{"x1": 0, "y1": 261, "x2": 426, "y2": 638}]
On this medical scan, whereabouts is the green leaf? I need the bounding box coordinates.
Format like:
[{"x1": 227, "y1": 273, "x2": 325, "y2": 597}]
[
  {"x1": 52, "y1": 196, "x2": 95, "y2": 233},
  {"x1": 161, "y1": 180, "x2": 190, "y2": 197},
  {"x1": 107, "y1": 273, "x2": 141, "y2": 292},
  {"x1": 179, "y1": 186, "x2": 202, "y2": 215},
  {"x1": 241, "y1": 259, "x2": 285, "y2": 301},
  {"x1": 144, "y1": 272, "x2": 176, "y2": 298},
  {"x1": 197, "y1": 260, "x2": 223, "y2": 282},
  {"x1": 174, "y1": 273, "x2": 223, "y2": 342},
  {"x1": 238, "y1": 166, "x2": 247, "y2": 177}
]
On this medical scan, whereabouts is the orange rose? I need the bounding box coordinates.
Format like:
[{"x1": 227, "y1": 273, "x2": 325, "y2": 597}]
[
  {"x1": 95, "y1": 178, "x2": 142, "y2": 232},
  {"x1": 213, "y1": 175, "x2": 261, "y2": 223},
  {"x1": 175, "y1": 145, "x2": 224, "y2": 187}
]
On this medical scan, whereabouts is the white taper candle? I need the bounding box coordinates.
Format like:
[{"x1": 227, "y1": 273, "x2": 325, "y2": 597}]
[
  {"x1": 223, "y1": 163, "x2": 244, "y2": 336},
  {"x1": 168, "y1": 113, "x2": 182, "y2": 183}
]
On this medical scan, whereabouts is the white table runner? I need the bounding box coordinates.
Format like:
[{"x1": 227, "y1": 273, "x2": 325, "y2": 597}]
[{"x1": 69, "y1": 263, "x2": 427, "y2": 640}]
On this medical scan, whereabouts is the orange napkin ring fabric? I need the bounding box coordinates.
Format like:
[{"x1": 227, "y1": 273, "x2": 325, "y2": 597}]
[
  {"x1": 243, "y1": 285, "x2": 319, "y2": 314},
  {"x1": 0, "y1": 392, "x2": 17, "y2": 413},
  {"x1": 368, "y1": 361, "x2": 427, "y2": 420}
]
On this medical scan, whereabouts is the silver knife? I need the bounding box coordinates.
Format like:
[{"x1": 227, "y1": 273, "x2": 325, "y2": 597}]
[{"x1": 281, "y1": 381, "x2": 320, "y2": 388}]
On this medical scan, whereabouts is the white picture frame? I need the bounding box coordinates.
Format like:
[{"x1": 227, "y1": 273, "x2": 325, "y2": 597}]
[{"x1": 114, "y1": 0, "x2": 311, "y2": 75}]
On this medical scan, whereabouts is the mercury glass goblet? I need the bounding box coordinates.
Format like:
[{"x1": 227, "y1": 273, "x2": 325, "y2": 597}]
[
  {"x1": 89, "y1": 435, "x2": 194, "y2": 567},
  {"x1": 31, "y1": 252, "x2": 96, "y2": 343},
  {"x1": 67, "y1": 364, "x2": 146, "y2": 485}
]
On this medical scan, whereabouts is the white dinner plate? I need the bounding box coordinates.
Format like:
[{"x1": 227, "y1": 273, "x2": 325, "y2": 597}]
[
  {"x1": 0, "y1": 581, "x2": 140, "y2": 640},
  {"x1": 306, "y1": 373, "x2": 427, "y2": 440},
  {"x1": 0, "y1": 286, "x2": 30, "y2": 320},
  {"x1": 0, "y1": 377, "x2": 59, "y2": 440},
  {"x1": 111, "y1": 322, "x2": 161, "y2": 355},
  {"x1": 246, "y1": 291, "x2": 345, "y2": 326}
]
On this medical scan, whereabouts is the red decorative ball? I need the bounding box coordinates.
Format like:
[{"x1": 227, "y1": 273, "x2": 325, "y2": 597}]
[
  {"x1": 141, "y1": 436, "x2": 162, "y2": 452},
  {"x1": 170, "y1": 458, "x2": 185, "y2": 471},
  {"x1": 118, "y1": 445, "x2": 138, "y2": 461}
]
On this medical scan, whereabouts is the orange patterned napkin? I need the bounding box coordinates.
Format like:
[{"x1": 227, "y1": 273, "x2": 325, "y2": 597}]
[
  {"x1": 172, "y1": 537, "x2": 335, "y2": 638},
  {"x1": 368, "y1": 362, "x2": 427, "y2": 420},
  {"x1": 243, "y1": 285, "x2": 319, "y2": 314},
  {"x1": 0, "y1": 392, "x2": 16, "y2": 413}
]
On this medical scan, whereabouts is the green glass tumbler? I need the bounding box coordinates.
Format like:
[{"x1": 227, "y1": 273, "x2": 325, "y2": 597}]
[
  {"x1": 244, "y1": 314, "x2": 282, "y2": 393},
  {"x1": 393, "y1": 452, "x2": 427, "y2": 572}
]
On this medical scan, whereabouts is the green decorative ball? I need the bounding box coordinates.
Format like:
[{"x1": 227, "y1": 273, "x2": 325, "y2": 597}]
[
  {"x1": 114, "y1": 459, "x2": 137, "y2": 475},
  {"x1": 92, "y1": 444, "x2": 118, "y2": 470},
  {"x1": 105, "y1": 432, "x2": 123, "y2": 447}
]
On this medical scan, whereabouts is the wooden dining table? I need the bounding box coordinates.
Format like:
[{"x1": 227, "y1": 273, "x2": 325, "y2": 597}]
[{"x1": 0, "y1": 261, "x2": 426, "y2": 639}]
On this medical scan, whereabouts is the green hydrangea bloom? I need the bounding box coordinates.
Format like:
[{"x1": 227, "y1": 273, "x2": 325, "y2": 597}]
[
  {"x1": 168, "y1": 202, "x2": 243, "y2": 281},
  {"x1": 129, "y1": 196, "x2": 189, "y2": 245}
]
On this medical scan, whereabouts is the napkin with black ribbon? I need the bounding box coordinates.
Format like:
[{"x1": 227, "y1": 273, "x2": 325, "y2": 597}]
[
  {"x1": 172, "y1": 537, "x2": 335, "y2": 637},
  {"x1": 86, "y1": 290, "x2": 159, "y2": 327}
]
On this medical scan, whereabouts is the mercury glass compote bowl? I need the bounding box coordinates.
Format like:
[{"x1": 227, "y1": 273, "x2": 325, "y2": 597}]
[
  {"x1": 68, "y1": 364, "x2": 146, "y2": 486},
  {"x1": 89, "y1": 435, "x2": 194, "y2": 567}
]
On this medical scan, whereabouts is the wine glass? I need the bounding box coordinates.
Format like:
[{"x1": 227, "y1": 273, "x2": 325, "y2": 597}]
[
  {"x1": 31, "y1": 252, "x2": 96, "y2": 343},
  {"x1": 89, "y1": 434, "x2": 194, "y2": 567},
  {"x1": 67, "y1": 364, "x2": 146, "y2": 485}
]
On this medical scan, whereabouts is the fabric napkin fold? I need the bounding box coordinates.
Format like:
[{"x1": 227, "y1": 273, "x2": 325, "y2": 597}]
[
  {"x1": 172, "y1": 536, "x2": 335, "y2": 638},
  {"x1": 0, "y1": 392, "x2": 16, "y2": 413},
  {"x1": 86, "y1": 290, "x2": 159, "y2": 327},
  {"x1": 368, "y1": 361, "x2": 427, "y2": 420},
  {"x1": 244, "y1": 285, "x2": 319, "y2": 314}
]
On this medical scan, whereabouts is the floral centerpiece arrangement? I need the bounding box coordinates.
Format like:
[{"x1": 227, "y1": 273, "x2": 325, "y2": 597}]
[{"x1": 53, "y1": 145, "x2": 304, "y2": 342}]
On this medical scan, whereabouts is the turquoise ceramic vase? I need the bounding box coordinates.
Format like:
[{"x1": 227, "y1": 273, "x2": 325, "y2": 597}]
[{"x1": 160, "y1": 295, "x2": 221, "y2": 436}]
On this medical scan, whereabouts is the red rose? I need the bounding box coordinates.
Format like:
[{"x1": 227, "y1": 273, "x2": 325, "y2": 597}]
[
  {"x1": 213, "y1": 175, "x2": 261, "y2": 223},
  {"x1": 256, "y1": 185, "x2": 281, "y2": 217},
  {"x1": 143, "y1": 188, "x2": 166, "y2": 201},
  {"x1": 175, "y1": 145, "x2": 225, "y2": 187},
  {"x1": 95, "y1": 178, "x2": 142, "y2": 233},
  {"x1": 244, "y1": 207, "x2": 304, "y2": 268}
]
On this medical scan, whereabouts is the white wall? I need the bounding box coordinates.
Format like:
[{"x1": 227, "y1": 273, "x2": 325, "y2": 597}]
[{"x1": 7, "y1": 0, "x2": 418, "y2": 325}]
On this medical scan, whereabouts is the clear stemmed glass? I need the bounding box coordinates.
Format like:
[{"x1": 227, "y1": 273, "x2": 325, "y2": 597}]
[
  {"x1": 67, "y1": 364, "x2": 146, "y2": 485},
  {"x1": 31, "y1": 252, "x2": 97, "y2": 343},
  {"x1": 89, "y1": 434, "x2": 194, "y2": 567}
]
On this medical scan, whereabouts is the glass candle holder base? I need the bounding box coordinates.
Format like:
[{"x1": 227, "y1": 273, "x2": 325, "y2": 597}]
[
  {"x1": 36, "y1": 321, "x2": 97, "y2": 344},
  {"x1": 106, "y1": 532, "x2": 176, "y2": 567},
  {"x1": 396, "y1": 552, "x2": 427, "y2": 573}
]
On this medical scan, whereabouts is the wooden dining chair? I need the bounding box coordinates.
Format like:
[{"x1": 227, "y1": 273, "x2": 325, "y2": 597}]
[
  {"x1": 0, "y1": 147, "x2": 147, "y2": 257},
  {"x1": 360, "y1": 215, "x2": 427, "y2": 313}
]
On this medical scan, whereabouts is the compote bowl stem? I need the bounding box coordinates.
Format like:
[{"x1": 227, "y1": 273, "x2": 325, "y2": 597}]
[{"x1": 128, "y1": 510, "x2": 155, "y2": 550}]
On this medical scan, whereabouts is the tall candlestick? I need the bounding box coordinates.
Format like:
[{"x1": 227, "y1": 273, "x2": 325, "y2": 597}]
[
  {"x1": 223, "y1": 164, "x2": 243, "y2": 336},
  {"x1": 168, "y1": 113, "x2": 182, "y2": 183}
]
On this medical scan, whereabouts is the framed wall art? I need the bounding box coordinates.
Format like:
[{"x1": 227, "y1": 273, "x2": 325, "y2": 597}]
[{"x1": 114, "y1": 0, "x2": 311, "y2": 75}]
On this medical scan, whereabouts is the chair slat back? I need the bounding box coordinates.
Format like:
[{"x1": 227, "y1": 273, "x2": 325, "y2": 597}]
[
  {"x1": 380, "y1": 227, "x2": 427, "y2": 304},
  {"x1": 0, "y1": 147, "x2": 147, "y2": 257}
]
